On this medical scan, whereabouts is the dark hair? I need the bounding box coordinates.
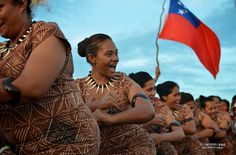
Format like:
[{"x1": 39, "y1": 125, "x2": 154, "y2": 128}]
[
  {"x1": 77, "y1": 33, "x2": 112, "y2": 64},
  {"x1": 180, "y1": 92, "x2": 194, "y2": 105},
  {"x1": 198, "y1": 95, "x2": 214, "y2": 109},
  {"x1": 129, "y1": 71, "x2": 153, "y2": 88},
  {"x1": 12, "y1": 0, "x2": 32, "y2": 18},
  {"x1": 156, "y1": 81, "x2": 179, "y2": 101},
  {"x1": 208, "y1": 95, "x2": 221, "y2": 102},
  {"x1": 221, "y1": 99, "x2": 230, "y2": 111},
  {"x1": 232, "y1": 95, "x2": 236, "y2": 107}
]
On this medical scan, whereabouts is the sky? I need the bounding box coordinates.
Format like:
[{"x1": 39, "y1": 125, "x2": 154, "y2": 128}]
[{"x1": 2, "y1": 0, "x2": 236, "y2": 103}]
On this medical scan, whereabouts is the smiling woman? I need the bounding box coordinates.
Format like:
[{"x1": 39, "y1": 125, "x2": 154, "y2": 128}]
[
  {"x1": 0, "y1": 0, "x2": 100, "y2": 154},
  {"x1": 76, "y1": 33, "x2": 156, "y2": 155}
]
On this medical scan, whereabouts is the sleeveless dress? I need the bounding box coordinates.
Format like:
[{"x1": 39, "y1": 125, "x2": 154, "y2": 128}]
[
  {"x1": 209, "y1": 112, "x2": 233, "y2": 155},
  {"x1": 172, "y1": 105, "x2": 207, "y2": 155},
  {"x1": 76, "y1": 72, "x2": 156, "y2": 155},
  {"x1": 0, "y1": 21, "x2": 100, "y2": 155},
  {"x1": 148, "y1": 101, "x2": 178, "y2": 155},
  {"x1": 194, "y1": 109, "x2": 215, "y2": 155}
]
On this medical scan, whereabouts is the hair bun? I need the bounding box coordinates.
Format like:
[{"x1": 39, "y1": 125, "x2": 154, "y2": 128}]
[
  {"x1": 77, "y1": 38, "x2": 89, "y2": 57},
  {"x1": 128, "y1": 73, "x2": 135, "y2": 78}
]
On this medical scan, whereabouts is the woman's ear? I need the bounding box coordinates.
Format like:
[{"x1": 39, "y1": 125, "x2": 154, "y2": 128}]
[
  {"x1": 163, "y1": 95, "x2": 167, "y2": 101},
  {"x1": 19, "y1": 0, "x2": 28, "y2": 13},
  {"x1": 87, "y1": 54, "x2": 96, "y2": 65}
]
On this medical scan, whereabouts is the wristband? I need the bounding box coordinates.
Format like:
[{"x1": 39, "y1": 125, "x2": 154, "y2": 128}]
[
  {"x1": 168, "y1": 121, "x2": 181, "y2": 131},
  {"x1": 2, "y1": 77, "x2": 21, "y2": 105}
]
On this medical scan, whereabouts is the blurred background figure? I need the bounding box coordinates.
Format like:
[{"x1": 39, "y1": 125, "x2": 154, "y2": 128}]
[{"x1": 129, "y1": 71, "x2": 184, "y2": 155}]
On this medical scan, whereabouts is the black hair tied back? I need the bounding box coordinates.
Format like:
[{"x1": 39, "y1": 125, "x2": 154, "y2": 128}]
[
  {"x1": 155, "y1": 83, "x2": 163, "y2": 96},
  {"x1": 77, "y1": 38, "x2": 89, "y2": 57},
  {"x1": 128, "y1": 73, "x2": 135, "y2": 79}
]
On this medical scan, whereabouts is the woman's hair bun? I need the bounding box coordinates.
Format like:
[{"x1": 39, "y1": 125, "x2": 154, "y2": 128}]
[
  {"x1": 128, "y1": 73, "x2": 135, "y2": 78},
  {"x1": 77, "y1": 38, "x2": 89, "y2": 57}
]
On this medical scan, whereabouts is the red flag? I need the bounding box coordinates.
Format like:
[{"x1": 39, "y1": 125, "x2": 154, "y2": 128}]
[{"x1": 159, "y1": 0, "x2": 221, "y2": 78}]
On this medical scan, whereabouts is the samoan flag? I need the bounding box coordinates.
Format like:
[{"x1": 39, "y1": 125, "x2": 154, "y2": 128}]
[{"x1": 159, "y1": 0, "x2": 221, "y2": 78}]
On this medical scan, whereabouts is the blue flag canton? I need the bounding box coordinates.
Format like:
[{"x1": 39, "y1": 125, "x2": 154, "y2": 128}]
[{"x1": 169, "y1": 0, "x2": 200, "y2": 28}]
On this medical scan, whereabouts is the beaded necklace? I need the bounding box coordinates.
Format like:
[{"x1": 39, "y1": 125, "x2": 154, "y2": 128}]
[
  {"x1": 0, "y1": 24, "x2": 33, "y2": 60},
  {"x1": 84, "y1": 73, "x2": 119, "y2": 94}
]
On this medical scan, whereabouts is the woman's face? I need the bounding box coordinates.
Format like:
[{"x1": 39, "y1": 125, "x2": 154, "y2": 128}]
[
  {"x1": 163, "y1": 86, "x2": 181, "y2": 109},
  {"x1": 0, "y1": 0, "x2": 26, "y2": 39},
  {"x1": 219, "y1": 101, "x2": 228, "y2": 112},
  {"x1": 212, "y1": 97, "x2": 220, "y2": 112},
  {"x1": 233, "y1": 108, "x2": 236, "y2": 116},
  {"x1": 142, "y1": 79, "x2": 156, "y2": 101},
  {"x1": 203, "y1": 101, "x2": 216, "y2": 116},
  {"x1": 93, "y1": 39, "x2": 119, "y2": 79},
  {"x1": 185, "y1": 101, "x2": 195, "y2": 111}
]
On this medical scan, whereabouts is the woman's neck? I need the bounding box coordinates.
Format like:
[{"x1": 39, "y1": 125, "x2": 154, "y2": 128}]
[
  {"x1": 9, "y1": 18, "x2": 32, "y2": 46},
  {"x1": 90, "y1": 71, "x2": 110, "y2": 85}
]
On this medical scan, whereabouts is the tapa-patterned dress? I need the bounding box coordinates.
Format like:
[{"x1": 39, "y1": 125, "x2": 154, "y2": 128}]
[
  {"x1": 193, "y1": 108, "x2": 215, "y2": 155},
  {"x1": 0, "y1": 21, "x2": 100, "y2": 155},
  {"x1": 172, "y1": 104, "x2": 207, "y2": 155},
  {"x1": 76, "y1": 72, "x2": 156, "y2": 155},
  {"x1": 147, "y1": 101, "x2": 178, "y2": 155},
  {"x1": 209, "y1": 112, "x2": 233, "y2": 155}
]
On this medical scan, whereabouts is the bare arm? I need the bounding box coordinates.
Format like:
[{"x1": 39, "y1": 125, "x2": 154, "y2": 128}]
[
  {"x1": 151, "y1": 129, "x2": 185, "y2": 144},
  {"x1": 85, "y1": 93, "x2": 120, "y2": 112},
  {"x1": 151, "y1": 111, "x2": 185, "y2": 144},
  {"x1": 94, "y1": 83, "x2": 155, "y2": 125},
  {"x1": 0, "y1": 36, "x2": 66, "y2": 103},
  {"x1": 193, "y1": 129, "x2": 214, "y2": 139},
  {"x1": 193, "y1": 113, "x2": 216, "y2": 139},
  {"x1": 180, "y1": 106, "x2": 196, "y2": 135},
  {"x1": 214, "y1": 113, "x2": 228, "y2": 138}
]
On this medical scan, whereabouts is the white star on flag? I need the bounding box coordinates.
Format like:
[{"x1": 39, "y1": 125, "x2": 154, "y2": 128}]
[
  {"x1": 177, "y1": 1, "x2": 182, "y2": 5},
  {"x1": 178, "y1": 9, "x2": 185, "y2": 15}
]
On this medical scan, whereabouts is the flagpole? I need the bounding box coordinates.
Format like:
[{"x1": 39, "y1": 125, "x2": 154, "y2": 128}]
[{"x1": 155, "y1": 0, "x2": 167, "y2": 67}]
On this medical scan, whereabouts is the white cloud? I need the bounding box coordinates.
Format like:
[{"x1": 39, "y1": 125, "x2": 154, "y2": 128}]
[
  {"x1": 221, "y1": 46, "x2": 236, "y2": 64},
  {"x1": 118, "y1": 57, "x2": 150, "y2": 69}
]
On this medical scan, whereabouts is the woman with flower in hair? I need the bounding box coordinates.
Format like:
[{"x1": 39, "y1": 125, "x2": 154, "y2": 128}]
[
  {"x1": 76, "y1": 33, "x2": 156, "y2": 155},
  {"x1": 0, "y1": 0, "x2": 100, "y2": 154}
]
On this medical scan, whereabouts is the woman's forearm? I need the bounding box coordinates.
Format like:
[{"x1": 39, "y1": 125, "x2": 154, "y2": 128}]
[
  {"x1": 86, "y1": 101, "x2": 99, "y2": 112},
  {"x1": 215, "y1": 129, "x2": 226, "y2": 138},
  {"x1": 181, "y1": 121, "x2": 196, "y2": 135},
  {"x1": 194, "y1": 128, "x2": 213, "y2": 139},
  {"x1": 151, "y1": 129, "x2": 185, "y2": 144},
  {"x1": 111, "y1": 103, "x2": 155, "y2": 125}
]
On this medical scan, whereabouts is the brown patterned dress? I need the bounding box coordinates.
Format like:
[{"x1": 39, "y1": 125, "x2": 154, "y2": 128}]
[
  {"x1": 172, "y1": 104, "x2": 207, "y2": 155},
  {"x1": 0, "y1": 21, "x2": 100, "y2": 155},
  {"x1": 76, "y1": 72, "x2": 156, "y2": 155},
  {"x1": 229, "y1": 119, "x2": 236, "y2": 155},
  {"x1": 194, "y1": 109, "x2": 215, "y2": 155},
  {"x1": 147, "y1": 102, "x2": 178, "y2": 155},
  {"x1": 209, "y1": 112, "x2": 233, "y2": 155}
]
